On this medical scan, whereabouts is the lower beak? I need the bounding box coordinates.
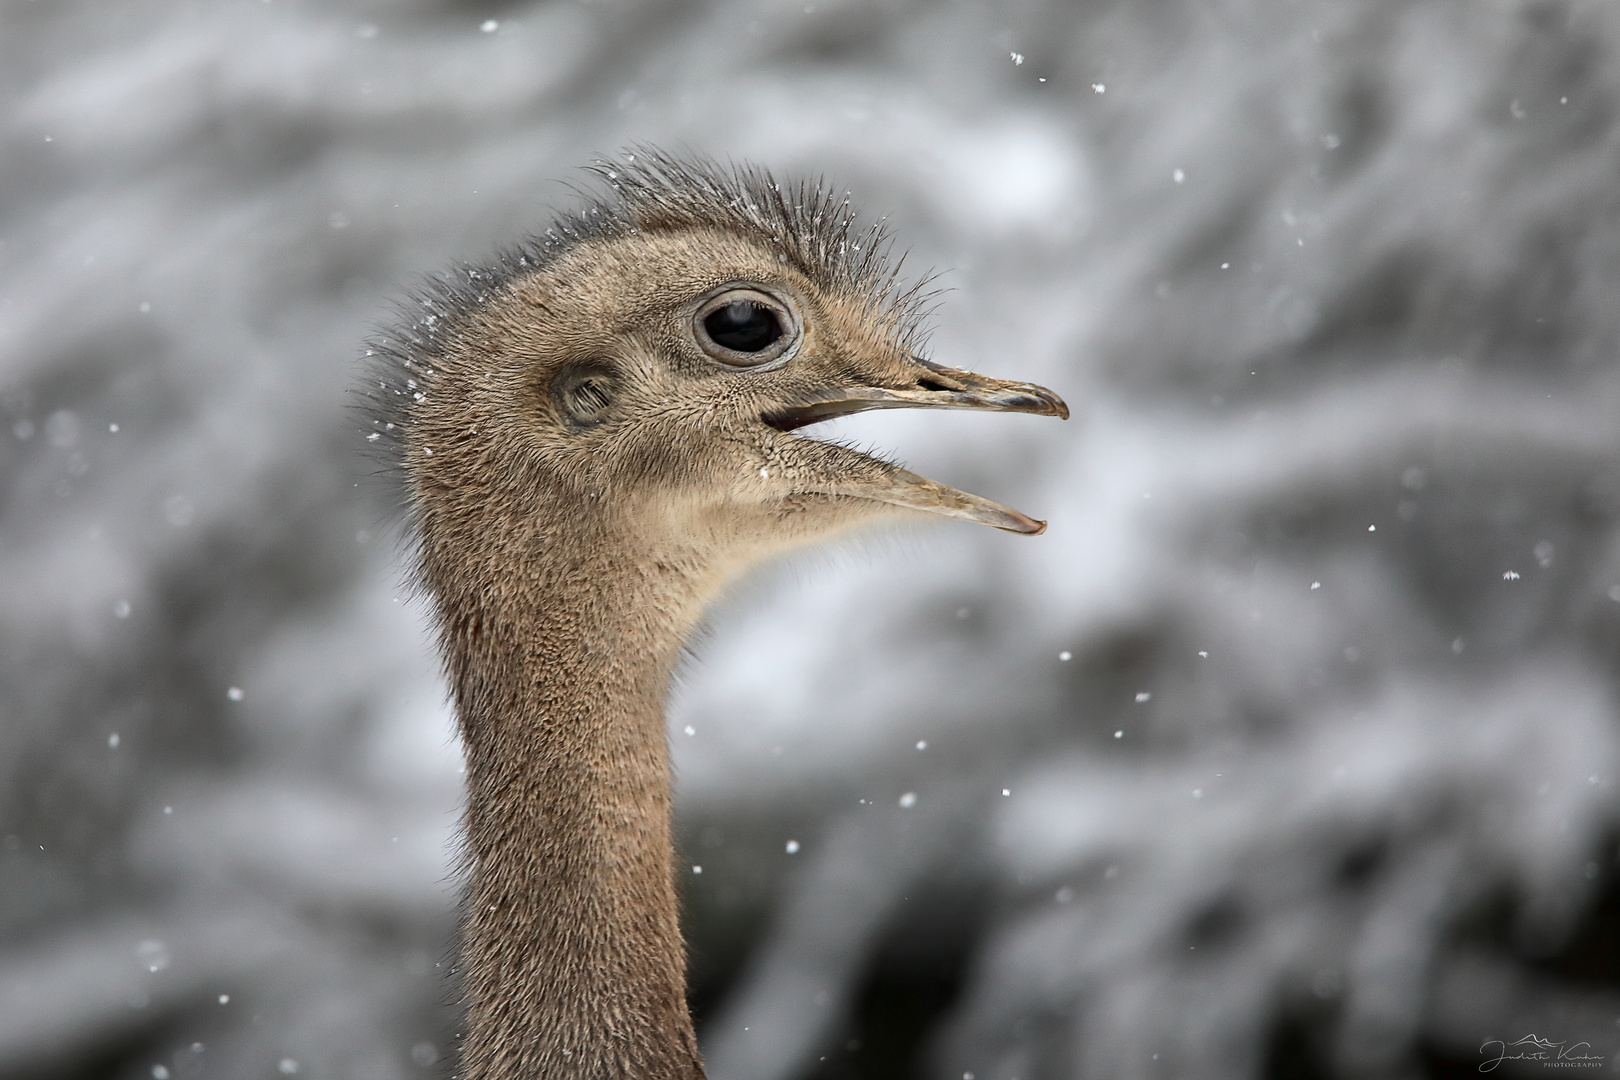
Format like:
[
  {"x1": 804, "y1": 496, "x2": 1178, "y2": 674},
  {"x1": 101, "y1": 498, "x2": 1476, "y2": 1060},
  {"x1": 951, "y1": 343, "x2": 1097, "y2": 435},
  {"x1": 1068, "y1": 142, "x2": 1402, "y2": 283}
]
[
  {"x1": 830, "y1": 466, "x2": 1051, "y2": 534},
  {"x1": 770, "y1": 357, "x2": 1069, "y2": 535}
]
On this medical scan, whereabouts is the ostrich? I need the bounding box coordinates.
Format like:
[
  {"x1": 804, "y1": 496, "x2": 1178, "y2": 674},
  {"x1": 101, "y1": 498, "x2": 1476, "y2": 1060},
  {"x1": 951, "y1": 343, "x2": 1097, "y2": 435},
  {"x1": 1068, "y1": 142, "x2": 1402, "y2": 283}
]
[{"x1": 369, "y1": 154, "x2": 1067, "y2": 1080}]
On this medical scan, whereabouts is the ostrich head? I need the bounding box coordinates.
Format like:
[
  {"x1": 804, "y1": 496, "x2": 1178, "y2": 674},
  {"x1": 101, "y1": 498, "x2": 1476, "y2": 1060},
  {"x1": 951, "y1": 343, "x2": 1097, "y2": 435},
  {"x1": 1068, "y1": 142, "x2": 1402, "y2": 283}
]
[{"x1": 374, "y1": 154, "x2": 1067, "y2": 625}]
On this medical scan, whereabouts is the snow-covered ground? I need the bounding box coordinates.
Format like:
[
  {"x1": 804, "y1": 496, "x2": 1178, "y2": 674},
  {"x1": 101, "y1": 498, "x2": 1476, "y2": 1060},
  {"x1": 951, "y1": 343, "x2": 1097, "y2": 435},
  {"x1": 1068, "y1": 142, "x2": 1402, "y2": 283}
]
[{"x1": 4, "y1": 1, "x2": 1619, "y2": 1077}]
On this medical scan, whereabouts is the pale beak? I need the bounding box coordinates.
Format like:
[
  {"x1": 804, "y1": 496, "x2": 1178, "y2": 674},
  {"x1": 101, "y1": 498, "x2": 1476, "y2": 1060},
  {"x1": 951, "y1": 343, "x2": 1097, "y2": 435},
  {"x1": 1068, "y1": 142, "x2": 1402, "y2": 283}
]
[
  {"x1": 768, "y1": 357, "x2": 1069, "y2": 535},
  {"x1": 765, "y1": 356, "x2": 1069, "y2": 431},
  {"x1": 834, "y1": 466, "x2": 1052, "y2": 534}
]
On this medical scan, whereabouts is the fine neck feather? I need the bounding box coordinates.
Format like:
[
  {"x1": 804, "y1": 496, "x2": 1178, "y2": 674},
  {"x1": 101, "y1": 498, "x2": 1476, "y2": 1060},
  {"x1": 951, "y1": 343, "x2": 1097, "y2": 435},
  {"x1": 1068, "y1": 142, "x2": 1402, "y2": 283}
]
[{"x1": 439, "y1": 545, "x2": 707, "y2": 1080}]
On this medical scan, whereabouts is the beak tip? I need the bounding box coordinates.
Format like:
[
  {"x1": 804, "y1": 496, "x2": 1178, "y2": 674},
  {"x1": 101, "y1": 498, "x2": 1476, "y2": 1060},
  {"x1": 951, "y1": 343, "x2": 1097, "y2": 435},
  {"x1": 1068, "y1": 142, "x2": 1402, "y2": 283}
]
[{"x1": 998, "y1": 512, "x2": 1047, "y2": 535}]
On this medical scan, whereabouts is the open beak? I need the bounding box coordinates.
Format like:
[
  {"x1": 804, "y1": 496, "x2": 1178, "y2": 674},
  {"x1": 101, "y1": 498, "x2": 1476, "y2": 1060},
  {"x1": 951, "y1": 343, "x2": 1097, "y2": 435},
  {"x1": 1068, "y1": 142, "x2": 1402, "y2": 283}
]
[{"x1": 767, "y1": 356, "x2": 1069, "y2": 535}]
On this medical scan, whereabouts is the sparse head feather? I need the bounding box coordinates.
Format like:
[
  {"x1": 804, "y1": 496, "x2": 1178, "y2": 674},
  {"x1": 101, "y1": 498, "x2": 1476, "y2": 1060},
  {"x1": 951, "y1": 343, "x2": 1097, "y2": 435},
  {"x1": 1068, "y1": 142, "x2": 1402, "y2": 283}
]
[{"x1": 361, "y1": 150, "x2": 935, "y2": 466}]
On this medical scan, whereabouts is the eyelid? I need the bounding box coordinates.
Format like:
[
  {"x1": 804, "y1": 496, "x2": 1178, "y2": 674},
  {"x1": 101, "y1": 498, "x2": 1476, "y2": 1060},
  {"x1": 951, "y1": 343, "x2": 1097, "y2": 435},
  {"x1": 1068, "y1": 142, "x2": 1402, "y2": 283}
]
[{"x1": 692, "y1": 284, "x2": 803, "y2": 370}]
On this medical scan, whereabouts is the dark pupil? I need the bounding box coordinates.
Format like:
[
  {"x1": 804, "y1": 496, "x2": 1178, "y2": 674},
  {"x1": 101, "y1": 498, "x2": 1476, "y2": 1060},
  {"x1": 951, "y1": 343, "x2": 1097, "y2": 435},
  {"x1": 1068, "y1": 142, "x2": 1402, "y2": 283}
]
[{"x1": 705, "y1": 301, "x2": 782, "y2": 353}]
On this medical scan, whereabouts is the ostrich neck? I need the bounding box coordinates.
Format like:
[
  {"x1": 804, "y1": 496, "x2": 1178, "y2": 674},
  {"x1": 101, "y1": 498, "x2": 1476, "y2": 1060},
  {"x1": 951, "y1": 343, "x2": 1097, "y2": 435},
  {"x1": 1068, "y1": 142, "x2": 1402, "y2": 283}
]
[{"x1": 443, "y1": 549, "x2": 706, "y2": 1080}]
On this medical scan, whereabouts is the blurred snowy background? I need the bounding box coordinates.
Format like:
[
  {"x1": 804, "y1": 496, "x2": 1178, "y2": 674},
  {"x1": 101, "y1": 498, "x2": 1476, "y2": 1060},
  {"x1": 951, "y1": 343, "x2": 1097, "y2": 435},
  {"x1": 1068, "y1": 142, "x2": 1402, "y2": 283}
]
[{"x1": 4, "y1": 0, "x2": 1620, "y2": 1077}]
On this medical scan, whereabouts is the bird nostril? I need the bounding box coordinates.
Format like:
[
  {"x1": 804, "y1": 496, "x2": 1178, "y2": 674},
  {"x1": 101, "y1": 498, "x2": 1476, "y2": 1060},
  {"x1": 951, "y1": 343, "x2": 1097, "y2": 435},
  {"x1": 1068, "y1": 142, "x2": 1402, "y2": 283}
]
[{"x1": 917, "y1": 378, "x2": 952, "y2": 393}]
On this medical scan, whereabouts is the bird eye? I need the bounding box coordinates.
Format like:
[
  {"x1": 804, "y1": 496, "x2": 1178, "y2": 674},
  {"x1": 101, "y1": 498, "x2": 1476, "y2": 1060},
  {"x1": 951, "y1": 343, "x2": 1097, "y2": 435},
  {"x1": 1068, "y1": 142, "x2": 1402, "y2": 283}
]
[
  {"x1": 694, "y1": 288, "x2": 799, "y2": 368},
  {"x1": 706, "y1": 302, "x2": 780, "y2": 352}
]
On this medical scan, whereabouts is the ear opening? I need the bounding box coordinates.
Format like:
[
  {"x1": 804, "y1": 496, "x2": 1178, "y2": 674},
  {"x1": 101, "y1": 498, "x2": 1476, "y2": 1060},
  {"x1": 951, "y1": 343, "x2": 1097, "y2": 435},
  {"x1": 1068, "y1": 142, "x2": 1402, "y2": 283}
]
[{"x1": 550, "y1": 362, "x2": 618, "y2": 430}]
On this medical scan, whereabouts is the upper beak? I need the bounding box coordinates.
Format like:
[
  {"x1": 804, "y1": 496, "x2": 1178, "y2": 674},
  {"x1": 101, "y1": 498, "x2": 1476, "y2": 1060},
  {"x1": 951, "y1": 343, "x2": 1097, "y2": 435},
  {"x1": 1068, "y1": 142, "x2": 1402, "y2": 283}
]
[
  {"x1": 765, "y1": 356, "x2": 1069, "y2": 431},
  {"x1": 767, "y1": 356, "x2": 1069, "y2": 535}
]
